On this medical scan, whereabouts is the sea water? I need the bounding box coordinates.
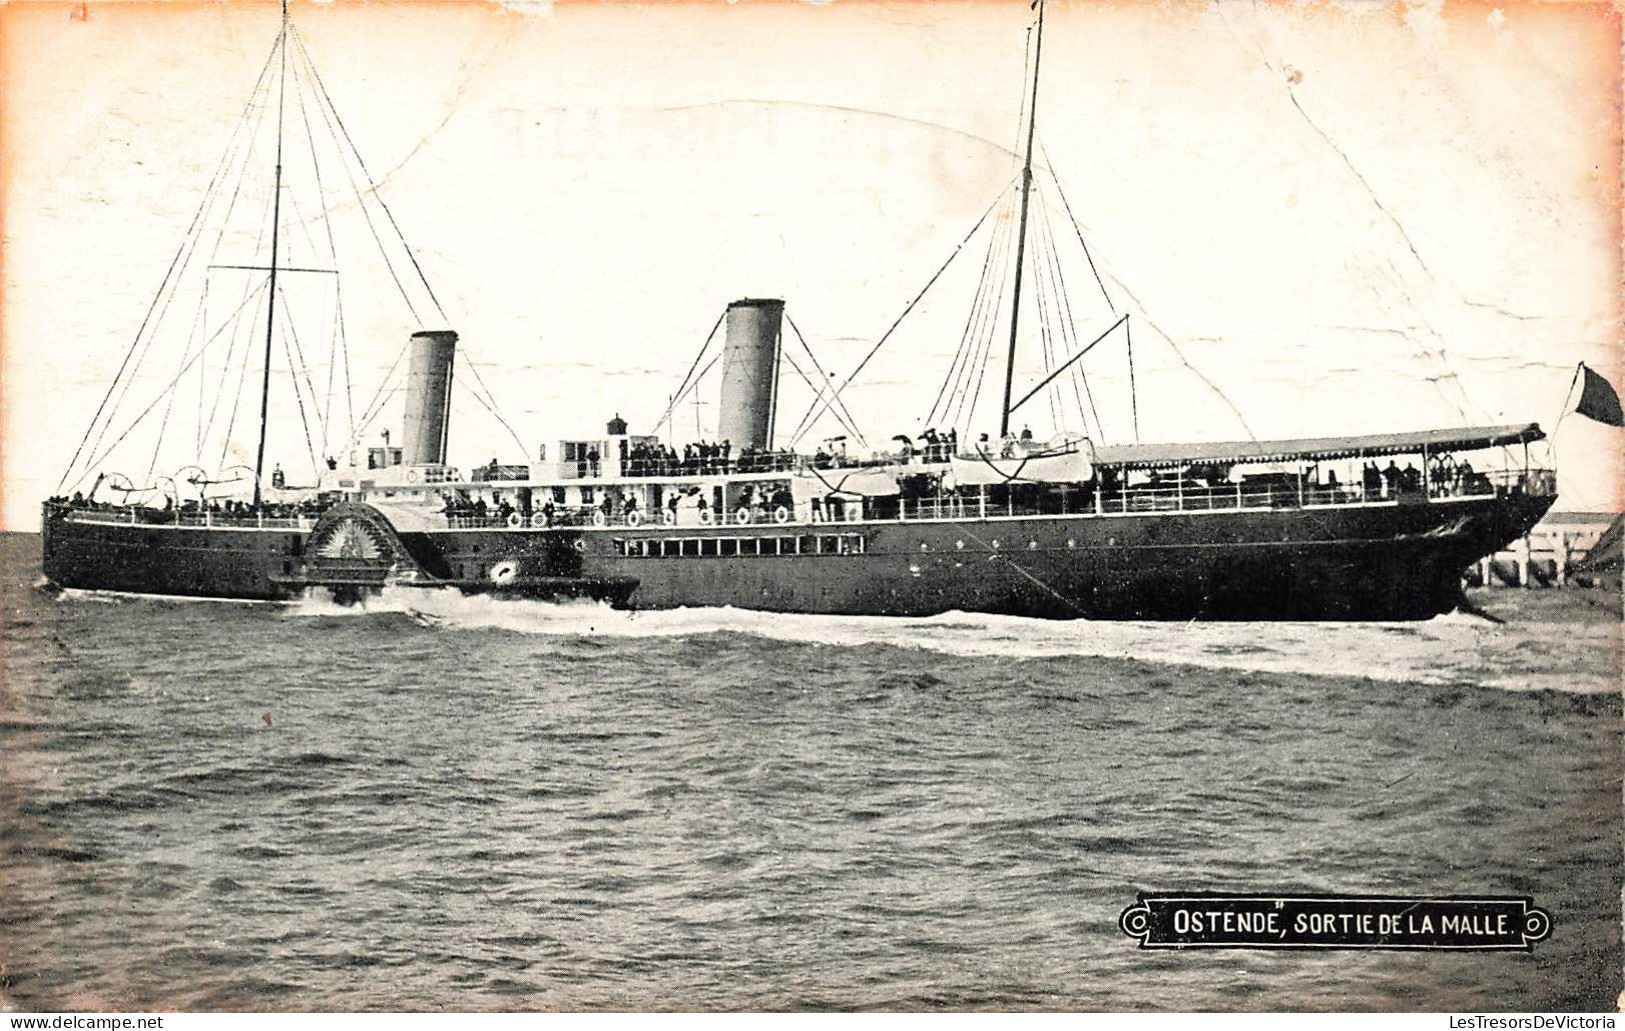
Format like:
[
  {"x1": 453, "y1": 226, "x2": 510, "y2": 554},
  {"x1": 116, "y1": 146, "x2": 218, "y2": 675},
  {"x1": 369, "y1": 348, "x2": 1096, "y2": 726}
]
[{"x1": 1, "y1": 533, "x2": 1618, "y2": 1010}]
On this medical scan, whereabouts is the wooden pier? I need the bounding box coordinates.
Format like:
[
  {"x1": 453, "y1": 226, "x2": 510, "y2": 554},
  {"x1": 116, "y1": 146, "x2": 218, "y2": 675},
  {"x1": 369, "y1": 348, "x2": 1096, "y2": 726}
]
[{"x1": 1464, "y1": 512, "x2": 1617, "y2": 589}]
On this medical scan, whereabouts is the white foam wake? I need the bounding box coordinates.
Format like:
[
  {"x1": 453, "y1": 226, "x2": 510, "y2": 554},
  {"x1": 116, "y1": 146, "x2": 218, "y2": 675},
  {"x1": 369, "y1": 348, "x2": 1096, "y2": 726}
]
[{"x1": 281, "y1": 586, "x2": 1616, "y2": 693}]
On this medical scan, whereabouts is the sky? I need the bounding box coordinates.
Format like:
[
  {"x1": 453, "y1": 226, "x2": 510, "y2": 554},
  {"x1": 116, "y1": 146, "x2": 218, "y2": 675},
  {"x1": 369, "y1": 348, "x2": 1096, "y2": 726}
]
[{"x1": 2, "y1": 0, "x2": 1621, "y2": 530}]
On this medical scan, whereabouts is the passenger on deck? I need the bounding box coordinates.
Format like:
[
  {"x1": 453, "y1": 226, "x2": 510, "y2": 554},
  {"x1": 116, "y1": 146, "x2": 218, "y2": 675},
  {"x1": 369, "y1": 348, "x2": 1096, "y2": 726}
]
[
  {"x1": 587, "y1": 447, "x2": 600, "y2": 478},
  {"x1": 1457, "y1": 459, "x2": 1476, "y2": 495},
  {"x1": 271, "y1": 464, "x2": 286, "y2": 489},
  {"x1": 1382, "y1": 461, "x2": 1401, "y2": 498},
  {"x1": 1362, "y1": 462, "x2": 1381, "y2": 499},
  {"x1": 1401, "y1": 463, "x2": 1421, "y2": 494},
  {"x1": 811, "y1": 497, "x2": 823, "y2": 522},
  {"x1": 1020, "y1": 425, "x2": 1033, "y2": 441}
]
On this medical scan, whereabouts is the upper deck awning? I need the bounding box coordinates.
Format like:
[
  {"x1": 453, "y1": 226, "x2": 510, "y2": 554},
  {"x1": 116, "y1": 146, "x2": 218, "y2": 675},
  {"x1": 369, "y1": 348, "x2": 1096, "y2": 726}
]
[{"x1": 1093, "y1": 423, "x2": 1544, "y2": 470}]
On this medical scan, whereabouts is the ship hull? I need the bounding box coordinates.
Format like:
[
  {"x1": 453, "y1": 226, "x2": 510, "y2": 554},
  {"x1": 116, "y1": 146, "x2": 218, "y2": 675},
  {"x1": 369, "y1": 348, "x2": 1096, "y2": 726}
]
[{"x1": 42, "y1": 491, "x2": 1554, "y2": 620}]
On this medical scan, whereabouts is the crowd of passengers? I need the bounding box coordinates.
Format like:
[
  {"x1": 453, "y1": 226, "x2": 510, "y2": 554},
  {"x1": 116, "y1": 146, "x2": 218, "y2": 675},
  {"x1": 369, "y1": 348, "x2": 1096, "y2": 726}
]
[
  {"x1": 1124, "y1": 455, "x2": 1497, "y2": 503},
  {"x1": 441, "y1": 480, "x2": 807, "y2": 527},
  {"x1": 616, "y1": 440, "x2": 804, "y2": 478},
  {"x1": 606, "y1": 427, "x2": 976, "y2": 479},
  {"x1": 48, "y1": 491, "x2": 331, "y2": 521}
]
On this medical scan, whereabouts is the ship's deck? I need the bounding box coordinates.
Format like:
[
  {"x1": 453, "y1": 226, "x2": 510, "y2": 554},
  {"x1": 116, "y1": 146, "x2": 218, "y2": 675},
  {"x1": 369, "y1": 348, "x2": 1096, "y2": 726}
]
[{"x1": 48, "y1": 467, "x2": 1554, "y2": 532}]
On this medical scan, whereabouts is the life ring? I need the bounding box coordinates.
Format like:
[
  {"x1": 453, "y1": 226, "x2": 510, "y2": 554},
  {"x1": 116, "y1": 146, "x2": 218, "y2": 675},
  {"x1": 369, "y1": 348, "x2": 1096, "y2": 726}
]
[
  {"x1": 573, "y1": 539, "x2": 585, "y2": 552},
  {"x1": 699, "y1": 508, "x2": 713, "y2": 525},
  {"x1": 664, "y1": 510, "x2": 677, "y2": 526},
  {"x1": 625, "y1": 510, "x2": 642, "y2": 527},
  {"x1": 506, "y1": 512, "x2": 523, "y2": 528},
  {"x1": 489, "y1": 561, "x2": 518, "y2": 586},
  {"x1": 773, "y1": 506, "x2": 791, "y2": 524},
  {"x1": 406, "y1": 470, "x2": 418, "y2": 484},
  {"x1": 592, "y1": 510, "x2": 607, "y2": 527},
  {"x1": 530, "y1": 512, "x2": 549, "y2": 528},
  {"x1": 735, "y1": 507, "x2": 752, "y2": 525}
]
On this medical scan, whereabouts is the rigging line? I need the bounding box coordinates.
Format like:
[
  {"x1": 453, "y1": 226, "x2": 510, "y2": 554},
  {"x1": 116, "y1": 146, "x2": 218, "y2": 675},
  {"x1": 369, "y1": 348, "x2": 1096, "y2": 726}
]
[
  {"x1": 280, "y1": 186, "x2": 326, "y2": 272},
  {"x1": 457, "y1": 356, "x2": 531, "y2": 457},
  {"x1": 89, "y1": 31, "x2": 281, "y2": 481},
  {"x1": 652, "y1": 311, "x2": 727, "y2": 435},
  {"x1": 930, "y1": 17, "x2": 1035, "y2": 435},
  {"x1": 926, "y1": 182, "x2": 1014, "y2": 429},
  {"x1": 1038, "y1": 150, "x2": 1115, "y2": 315},
  {"x1": 275, "y1": 285, "x2": 329, "y2": 444},
  {"x1": 286, "y1": 26, "x2": 421, "y2": 325},
  {"x1": 1026, "y1": 199, "x2": 1065, "y2": 431},
  {"x1": 784, "y1": 312, "x2": 867, "y2": 449},
  {"x1": 218, "y1": 282, "x2": 273, "y2": 473},
  {"x1": 1126, "y1": 317, "x2": 1139, "y2": 442},
  {"x1": 150, "y1": 283, "x2": 214, "y2": 480},
  {"x1": 784, "y1": 312, "x2": 862, "y2": 445},
  {"x1": 353, "y1": 343, "x2": 411, "y2": 440},
  {"x1": 59, "y1": 35, "x2": 280, "y2": 492},
  {"x1": 337, "y1": 282, "x2": 356, "y2": 441},
  {"x1": 288, "y1": 46, "x2": 341, "y2": 272},
  {"x1": 290, "y1": 24, "x2": 446, "y2": 322},
  {"x1": 75, "y1": 278, "x2": 274, "y2": 485},
  {"x1": 1030, "y1": 189, "x2": 1081, "y2": 429},
  {"x1": 84, "y1": 118, "x2": 259, "y2": 485},
  {"x1": 947, "y1": 514, "x2": 1087, "y2": 616},
  {"x1": 952, "y1": 189, "x2": 1019, "y2": 431},
  {"x1": 788, "y1": 181, "x2": 1013, "y2": 446},
  {"x1": 278, "y1": 315, "x2": 321, "y2": 477},
  {"x1": 455, "y1": 349, "x2": 529, "y2": 455},
  {"x1": 287, "y1": 42, "x2": 343, "y2": 452},
  {"x1": 959, "y1": 189, "x2": 1021, "y2": 434},
  {"x1": 194, "y1": 277, "x2": 210, "y2": 455},
  {"x1": 199, "y1": 132, "x2": 282, "y2": 461},
  {"x1": 781, "y1": 350, "x2": 860, "y2": 444},
  {"x1": 1009, "y1": 313, "x2": 1129, "y2": 415},
  {"x1": 1035, "y1": 189, "x2": 1103, "y2": 441},
  {"x1": 320, "y1": 278, "x2": 338, "y2": 454},
  {"x1": 352, "y1": 361, "x2": 406, "y2": 440},
  {"x1": 661, "y1": 353, "x2": 722, "y2": 436}
]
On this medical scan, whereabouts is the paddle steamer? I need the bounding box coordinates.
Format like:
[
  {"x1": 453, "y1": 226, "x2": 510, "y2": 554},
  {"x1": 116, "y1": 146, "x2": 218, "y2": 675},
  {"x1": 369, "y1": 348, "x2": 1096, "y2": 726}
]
[{"x1": 41, "y1": 2, "x2": 1557, "y2": 619}]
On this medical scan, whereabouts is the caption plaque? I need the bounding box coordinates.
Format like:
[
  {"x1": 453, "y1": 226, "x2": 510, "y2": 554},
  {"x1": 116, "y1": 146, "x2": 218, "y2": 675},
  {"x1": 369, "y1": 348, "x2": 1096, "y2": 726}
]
[{"x1": 1119, "y1": 893, "x2": 1552, "y2": 951}]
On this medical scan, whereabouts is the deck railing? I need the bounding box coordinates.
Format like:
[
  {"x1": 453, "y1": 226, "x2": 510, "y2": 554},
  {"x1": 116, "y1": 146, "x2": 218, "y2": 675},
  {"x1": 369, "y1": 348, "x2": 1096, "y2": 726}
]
[
  {"x1": 51, "y1": 504, "x2": 316, "y2": 530},
  {"x1": 49, "y1": 467, "x2": 1553, "y2": 531}
]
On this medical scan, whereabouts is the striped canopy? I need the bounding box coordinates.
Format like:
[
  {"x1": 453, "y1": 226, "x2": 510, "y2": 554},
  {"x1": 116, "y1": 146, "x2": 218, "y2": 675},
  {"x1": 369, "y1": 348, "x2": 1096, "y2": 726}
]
[{"x1": 1092, "y1": 424, "x2": 1543, "y2": 470}]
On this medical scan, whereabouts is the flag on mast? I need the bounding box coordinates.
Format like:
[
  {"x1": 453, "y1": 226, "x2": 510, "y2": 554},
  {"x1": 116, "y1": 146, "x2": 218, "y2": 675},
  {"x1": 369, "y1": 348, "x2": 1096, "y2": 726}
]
[{"x1": 1575, "y1": 363, "x2": 1623, "y2": 427}]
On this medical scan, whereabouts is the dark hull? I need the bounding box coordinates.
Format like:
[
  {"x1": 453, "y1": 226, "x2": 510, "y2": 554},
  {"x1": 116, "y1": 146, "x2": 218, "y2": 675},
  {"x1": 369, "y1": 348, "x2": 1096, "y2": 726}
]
[{"x1": 42, "y1": 491, "x2": 1555, "y2": 620}]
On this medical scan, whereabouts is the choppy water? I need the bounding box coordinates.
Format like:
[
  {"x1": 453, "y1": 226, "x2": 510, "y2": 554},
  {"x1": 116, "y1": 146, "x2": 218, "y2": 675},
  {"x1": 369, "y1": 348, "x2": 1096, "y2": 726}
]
[{"x1": 2, "y1": 532, "x2": 1619, "y2": 1011}]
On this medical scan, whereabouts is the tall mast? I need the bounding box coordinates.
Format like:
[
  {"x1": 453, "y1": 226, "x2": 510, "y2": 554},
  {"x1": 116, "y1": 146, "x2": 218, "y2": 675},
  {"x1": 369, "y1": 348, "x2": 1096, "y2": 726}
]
[
  {"x1": 998, "y1": 0, "x2": 1046, "y2": 439},
  {"x1": 252, "y1": 0, "x2": 290, "y2": 508}
]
